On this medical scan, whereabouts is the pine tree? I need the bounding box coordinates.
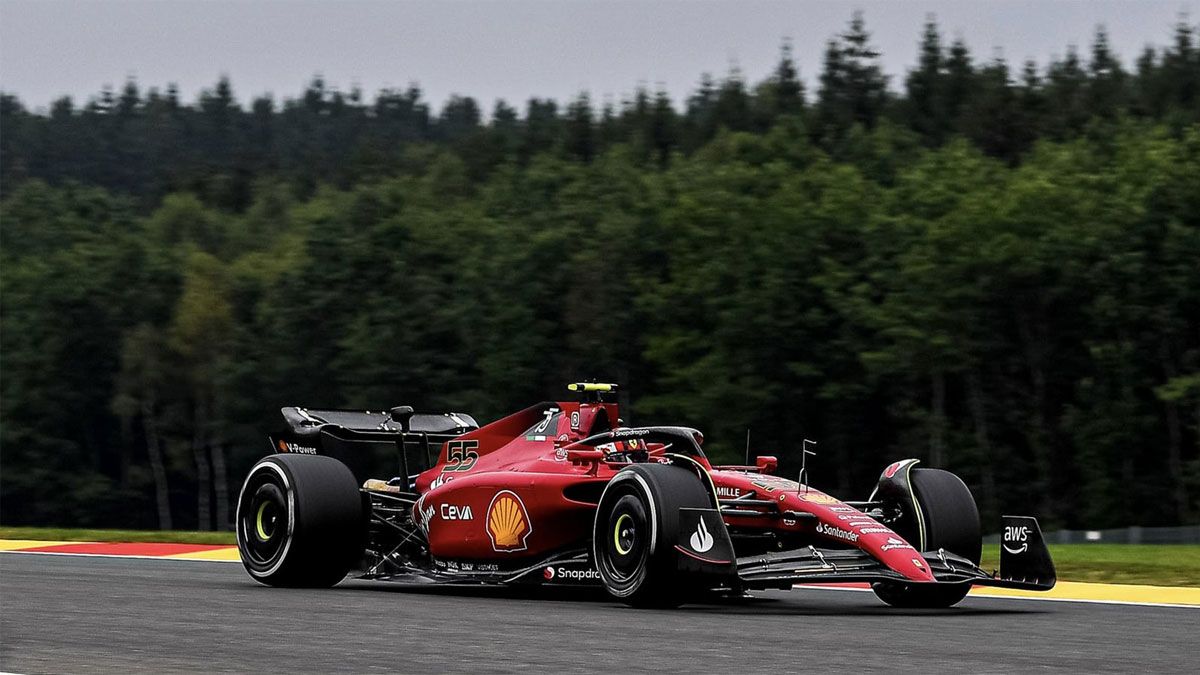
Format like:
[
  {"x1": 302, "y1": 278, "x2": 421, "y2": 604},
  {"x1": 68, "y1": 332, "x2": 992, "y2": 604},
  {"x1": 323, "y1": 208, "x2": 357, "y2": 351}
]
[
  {"x1": 1086, "y1": 27, "x2": 1128, "y2": 119},
  {"x1": 684, "y1": 73, "x2": 719, "y2": 149},
  {"x1": 649, "y1": 89, "x2": 678, "y2": 165},
  {"x1": 1161, "y1": 19, "x2": 1200, "y2": 119},
  {"x1": 962, "y1": 57, "x2": 1030, "y2": 161},
  {"x1": 438, "y1": 95, "x2": 482, "y2": 141},
  {"x1": 564, "y1": 93, "x2": 595, "y2": 162},
  {"x1": 751, "y1": 41, "x2": 805, "y2": 132},
  {"x1": 1043, "y1": 46, "x2": 1090, "y2": 138},
  {"x1": 906, "y1": 18, "x2": 946, "y2": 145},
  {"x1": 840, "y1": 12, "x2": 889, "y2": 127},
  {"x1": 714, "y1": 65, "x2": 752, "y2": 132},
  {"x1": 815, "y1": 12, "x2": 889, "y2": 149},
  {"x1": 521, "y1": 98, "x2": 560, "y2": 162},
  {"x1": 943, "y1": 38, "x2": 975, "y2": 135}
]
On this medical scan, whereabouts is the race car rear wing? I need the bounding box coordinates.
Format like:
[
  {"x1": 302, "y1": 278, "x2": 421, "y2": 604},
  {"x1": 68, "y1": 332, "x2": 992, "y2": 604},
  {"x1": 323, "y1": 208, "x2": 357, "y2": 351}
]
[
  {"x1": 280, "y1": 406, "x2": 478, "y2": 436},
  {"x1": 269, "y1": 406, "x2": 478, "y2": 488}
]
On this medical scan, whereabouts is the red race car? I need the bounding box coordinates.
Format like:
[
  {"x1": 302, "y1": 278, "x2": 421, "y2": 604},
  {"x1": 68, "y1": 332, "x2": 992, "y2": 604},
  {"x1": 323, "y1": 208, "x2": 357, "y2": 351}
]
[{"x1": 235, "y1": 383, "x2": 1055, "y2": 607}]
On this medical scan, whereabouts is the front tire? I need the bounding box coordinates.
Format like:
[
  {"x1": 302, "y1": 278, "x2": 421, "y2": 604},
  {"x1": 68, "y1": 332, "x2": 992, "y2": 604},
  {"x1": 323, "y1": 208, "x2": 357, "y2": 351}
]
[
  {"x1": 592, "y1": 463, "x2": 716, "y2": 608},
  {"x1": 236, "y1": 454, "x2": 364, "y2": 588},
  {"x1": 872, "y1": 467, "x2": 980, "y2": 608}
]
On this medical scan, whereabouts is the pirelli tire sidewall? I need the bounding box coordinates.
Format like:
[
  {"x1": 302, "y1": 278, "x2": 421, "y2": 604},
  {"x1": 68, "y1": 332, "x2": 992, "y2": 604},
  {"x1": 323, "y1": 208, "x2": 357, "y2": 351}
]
[
  {"x1": 592, "y1": 462, "x2": 712, "y2": 608},
  {"x1": 872, "y1": 467, "x2": 981, "y2": 608},
  {"x1": 235, "y1": 453, "x2": 364, "y2": 588}
]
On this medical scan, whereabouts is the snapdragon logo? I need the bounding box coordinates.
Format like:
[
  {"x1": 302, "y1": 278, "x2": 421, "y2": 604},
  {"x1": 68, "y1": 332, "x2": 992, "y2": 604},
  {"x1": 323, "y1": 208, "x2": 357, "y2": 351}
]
[{"x1": 543, "y1": 566, "x2": 601, "y2": 581}]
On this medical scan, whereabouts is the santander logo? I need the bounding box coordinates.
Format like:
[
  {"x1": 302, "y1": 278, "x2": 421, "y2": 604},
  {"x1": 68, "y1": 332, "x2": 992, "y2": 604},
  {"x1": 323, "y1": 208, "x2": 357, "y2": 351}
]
[{"x1": 689, "y1": 518, "x2": 714, "y2": 553}]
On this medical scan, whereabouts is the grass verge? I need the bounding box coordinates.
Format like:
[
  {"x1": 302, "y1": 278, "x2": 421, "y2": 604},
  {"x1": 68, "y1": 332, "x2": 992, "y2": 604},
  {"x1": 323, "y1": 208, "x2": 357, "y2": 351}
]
[
  {"x1": 980, "y1": 543, "x2": 1200, "y2": 587},
  {"x1": 3, "y1": 527, "x2": 1197, "y2": 586},
  {"x1": 0, "y1": 526, "x2": 236, "y2": 546}
]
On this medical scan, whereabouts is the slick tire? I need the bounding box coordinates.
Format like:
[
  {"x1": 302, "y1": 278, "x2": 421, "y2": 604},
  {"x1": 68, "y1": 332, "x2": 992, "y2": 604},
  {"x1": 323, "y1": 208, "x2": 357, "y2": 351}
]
[
  {"x1": 592, "y1": 463, "x2": 714, "y2": 608},
  {"x1": 872, "y1": 468, "x2": 981, "y2": 609},
  {"x1": 236, "y1": 454, "x2": 364, "y2": 588}
]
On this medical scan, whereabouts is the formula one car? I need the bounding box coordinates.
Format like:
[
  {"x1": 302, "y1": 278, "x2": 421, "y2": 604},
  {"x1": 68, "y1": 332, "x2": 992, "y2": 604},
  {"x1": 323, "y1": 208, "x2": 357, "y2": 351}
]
[{"x1": 235, "y1": 383, "x2": 1056, "y2": 607}]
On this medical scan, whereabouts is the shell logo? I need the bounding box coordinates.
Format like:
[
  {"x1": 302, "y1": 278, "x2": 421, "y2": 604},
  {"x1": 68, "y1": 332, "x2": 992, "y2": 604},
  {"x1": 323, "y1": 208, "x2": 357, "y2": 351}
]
[
  {"x1": 486, "y1": 490, "x2": 532, "y2": 552},
  {"x1": 800, "y1": 491, "x2": 839, "y2": 505}
]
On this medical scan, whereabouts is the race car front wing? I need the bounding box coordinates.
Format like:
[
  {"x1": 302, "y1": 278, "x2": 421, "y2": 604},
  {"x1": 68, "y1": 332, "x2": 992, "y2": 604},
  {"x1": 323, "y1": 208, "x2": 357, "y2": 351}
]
[{"x1": 734, "y1": 515, "x2": 1056, "y2": 591}]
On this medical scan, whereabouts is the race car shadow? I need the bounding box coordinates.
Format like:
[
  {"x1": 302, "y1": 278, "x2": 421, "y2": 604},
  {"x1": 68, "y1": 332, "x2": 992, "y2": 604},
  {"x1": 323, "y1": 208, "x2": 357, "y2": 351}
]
[
  {"x1": 337, "y1": 579, "x2": 614, "y2": 603},
  {"x1": 678, "y1": 593, "x2": 1050, "y2": 617},
  {"x1": 333, "y1": 580, "x2": 1046, "y2": 616}
]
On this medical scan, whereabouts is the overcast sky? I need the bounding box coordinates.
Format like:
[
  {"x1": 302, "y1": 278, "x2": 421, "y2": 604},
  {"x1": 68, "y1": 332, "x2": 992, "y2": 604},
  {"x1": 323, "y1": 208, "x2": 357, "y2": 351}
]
[{"x1": 1, "y1": 0, "x2": 1194, "y2": 113}]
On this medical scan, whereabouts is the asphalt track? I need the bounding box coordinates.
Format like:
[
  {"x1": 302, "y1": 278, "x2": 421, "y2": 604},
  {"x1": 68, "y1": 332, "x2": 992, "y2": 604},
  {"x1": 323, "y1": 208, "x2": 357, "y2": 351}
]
[{"x1": 2, "y1": 554, "x2": 1198, "y2": 673}]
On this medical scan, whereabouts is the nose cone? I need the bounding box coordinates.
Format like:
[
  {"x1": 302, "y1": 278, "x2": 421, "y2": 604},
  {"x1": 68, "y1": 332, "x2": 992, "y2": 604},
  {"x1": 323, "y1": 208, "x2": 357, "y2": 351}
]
[
  {"x1": 778, "y1": 488, "x2": 937, "y2": 582},
  {"x1": 901, "y1": 554, "x2": 936, "y2": 582}
]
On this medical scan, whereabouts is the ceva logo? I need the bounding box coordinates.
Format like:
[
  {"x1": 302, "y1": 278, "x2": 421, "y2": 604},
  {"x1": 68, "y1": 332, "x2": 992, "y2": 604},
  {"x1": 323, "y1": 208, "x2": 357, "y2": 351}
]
[{"x1": 440, "y1": 504, "x2": 473, "y2": 521}]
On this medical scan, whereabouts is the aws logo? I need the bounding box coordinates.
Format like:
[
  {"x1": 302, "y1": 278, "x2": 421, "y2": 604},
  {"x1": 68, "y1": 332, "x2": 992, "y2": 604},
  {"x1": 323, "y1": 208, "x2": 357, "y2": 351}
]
[
  {"x1": 486, "y1": 490, "x2": 532, "y2": 552},
  {"x1": 1003, "y1": 525, "x2": 1031, "y2": 554}
]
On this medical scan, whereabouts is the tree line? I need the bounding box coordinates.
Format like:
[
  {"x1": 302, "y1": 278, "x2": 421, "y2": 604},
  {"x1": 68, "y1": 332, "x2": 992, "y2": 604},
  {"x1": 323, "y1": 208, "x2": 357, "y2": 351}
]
[
  {"x1": 1, "y1": 15, "x2": 1198, "y2": 530},
  {"x1": 5, "y1": 16, "x2": 1199, "y2": 206}
]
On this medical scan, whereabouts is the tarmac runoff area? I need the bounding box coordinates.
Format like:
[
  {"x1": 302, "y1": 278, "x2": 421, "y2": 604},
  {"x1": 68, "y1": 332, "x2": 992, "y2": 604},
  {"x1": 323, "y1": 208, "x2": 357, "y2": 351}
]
[{"x1": 2, "y1": 540, "x2": 1198, "y2": 672}]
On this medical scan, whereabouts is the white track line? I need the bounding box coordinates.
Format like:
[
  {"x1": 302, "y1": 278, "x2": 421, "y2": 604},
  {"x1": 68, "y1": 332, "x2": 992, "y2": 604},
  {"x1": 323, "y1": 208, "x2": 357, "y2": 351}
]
[
  {"x1": 794, "y1": 583, "x2": 1200, "y2": 609},
  {"x1": 0, "y1": 550, "x2": 240, "y2": 563}
]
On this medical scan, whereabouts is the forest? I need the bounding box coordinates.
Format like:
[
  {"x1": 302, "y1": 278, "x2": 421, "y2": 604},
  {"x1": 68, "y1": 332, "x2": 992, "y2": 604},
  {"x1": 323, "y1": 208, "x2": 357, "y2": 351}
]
[{"x1": 1, "y1": 15, "x2": 1198, "y2": 531}]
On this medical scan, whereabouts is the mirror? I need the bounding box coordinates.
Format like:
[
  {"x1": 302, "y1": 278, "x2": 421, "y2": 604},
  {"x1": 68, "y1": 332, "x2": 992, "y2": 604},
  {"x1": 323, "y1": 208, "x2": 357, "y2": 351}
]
[{"x1": 389, "y1": 405, "x2": 415, "y2": 431}]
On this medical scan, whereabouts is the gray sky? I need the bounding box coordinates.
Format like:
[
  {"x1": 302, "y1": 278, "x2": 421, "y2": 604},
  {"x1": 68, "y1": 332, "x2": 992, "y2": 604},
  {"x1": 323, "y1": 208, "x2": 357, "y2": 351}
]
[{"x1": 1, "y1": 0, "x2": 1194, "y2": 113}]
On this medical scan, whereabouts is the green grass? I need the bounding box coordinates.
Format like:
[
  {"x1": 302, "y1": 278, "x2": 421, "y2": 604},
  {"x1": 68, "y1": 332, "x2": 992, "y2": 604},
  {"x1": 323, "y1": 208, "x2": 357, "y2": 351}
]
[
  {"x1": 0, "y1": 526, "x2": 235, "y2": 546},
  {"x1": 3, "y1": 527, "x2": 1197, "y2": 586},
  {"x1": 980, "y1": 543, "x2": 1200, "y2": 587}
]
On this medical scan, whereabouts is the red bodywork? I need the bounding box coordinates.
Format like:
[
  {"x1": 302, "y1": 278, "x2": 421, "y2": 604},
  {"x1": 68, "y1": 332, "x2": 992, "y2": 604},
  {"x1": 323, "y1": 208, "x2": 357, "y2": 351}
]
[{"x1": 412, "y1": 399, "x2": 932, "y2": 583}]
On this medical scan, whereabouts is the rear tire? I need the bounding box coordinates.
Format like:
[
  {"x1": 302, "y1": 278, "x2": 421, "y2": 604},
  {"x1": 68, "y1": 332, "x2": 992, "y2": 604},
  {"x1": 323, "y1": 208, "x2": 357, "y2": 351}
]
[
  {"x1": 236, "y1": 454, "x2": 364, "y2": 588},
  {"x1": 592, "y1": 463, "x2": 715, "y2": 608},
  {"x1": 872, "y1": 468, "x2": 980, "y2": 608}
]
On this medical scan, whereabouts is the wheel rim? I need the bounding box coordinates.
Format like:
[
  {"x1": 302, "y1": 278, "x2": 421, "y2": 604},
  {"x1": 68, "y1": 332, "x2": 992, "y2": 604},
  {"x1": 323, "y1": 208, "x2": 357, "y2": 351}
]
[
  {"x1": 255, "y1": 499, "x2": 278, "y2": 540},
  {"x1": 600, "y1": 493, "x2": 649, "y2": 585},
  {"x1": 239, "y1": 479, "x2": 289, "y2": 568},
  {"x1": 613, "y1": 513, "x2": 635, "y2": 556}
]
